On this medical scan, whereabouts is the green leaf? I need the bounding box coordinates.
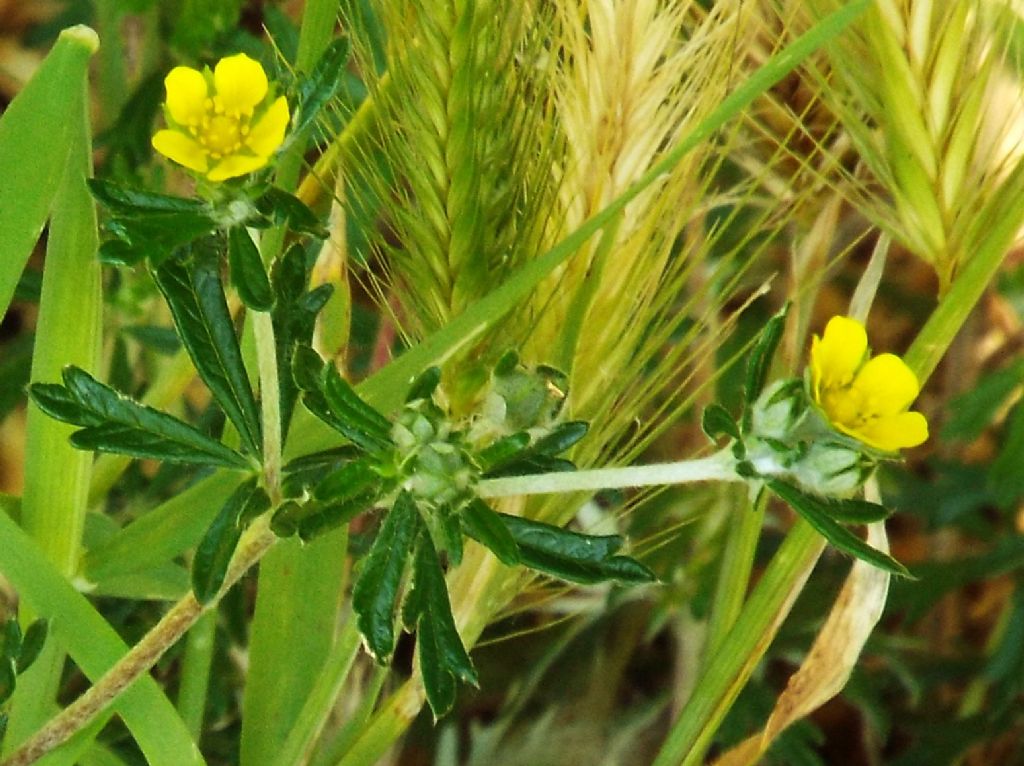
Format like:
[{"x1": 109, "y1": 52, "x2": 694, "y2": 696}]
[
  {"x1": 474, "y1": 432, "x2": 530, "y2": 473},
  {"x1": 823, "y1": 497, "x2": 892, "y2": 525},
  {"x1": 30, "y1": 367, "x2": 252, "y2": 470},
  {"x1": 291, "y1": 37, "x2": 353, "y2": 140},
  {"x1": 152, "y1": 248, "x2": 262, "y2": 456},
  {"x1": 702, "y1": 403, "x2": 740, "y2": 442},
  {"x1": 498, "y1": 514, "x2": 656, "y2": 585},
  {"x1": 352, "y1": 491, "x2": 421, "y2": 662},
  {"x1": 272, "y1": 246, "x2": 334, "y2": 437},
  {"x1": 743, "y1": 303, "x2": 789, "y2": 419},
  {"x1": 87, "y1": 179, "x2": 209, "y2": 216},
  {"x1": 460, "y1": 499, "x2": 520, "y2": 566},
  {"x1": 256, "y1": 187, "x2": 327, "y2": 237},
  {"x1": 405, "y1": 366, "x2": 442, "y2": 403},
  {"x1": 0, "y1": 26, "x2": 97, "y2": 320},
  {"x1": 312, "y1": 457, "x2": 382, "y2": 502},
  {"x1": 297, "y1": 349, "x2": 394, "y2": 454},
  {"x1": 99, "y1": 214, "x2": 217, "y2": 266},
  {"x1": 191, "y1": 480, "x2": 255, "y2": 604},
  {"x1": 0, "y1": 660, "x2": 14, "y2": 705},
  {"x1": 1, "y1": 619, "x2": 21, "y2": 668},
  {"x1": 17, "y1": 620, "x2": 48, "y2": 675},
  {"x1": 407, "y1": 531, "x2": 478, "y2": 719},
  {"x1": 531, "y1": 421, "x2": 589, "y2": 455},
  {"x1": 284, "y1": 458, "x2": 386, "y2": 540},
  {"x1": 228, "y1": 228, "x2": 273, "y2": 311},
  {"x1": 767, "y1": 480, "x2": 911, "y2": 577}
]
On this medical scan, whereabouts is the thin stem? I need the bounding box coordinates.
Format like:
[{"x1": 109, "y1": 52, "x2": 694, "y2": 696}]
[
  {"x1": 252, "y1": 310, "x2": 282, "y2": 501},
  {"x1": 2, "y1": 522, "x2": 278, "y2": 766},
  {"x1": 477, "y1": 450, "x2": 740, "y2": 498}
]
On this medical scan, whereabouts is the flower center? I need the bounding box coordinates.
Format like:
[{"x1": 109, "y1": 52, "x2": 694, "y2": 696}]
[
  {"x1": 198, "y1": 113, "x2": 247, "y2": 157},
  {"x1": 821, "y1": 384, "x2": 878, "y2": 429}
]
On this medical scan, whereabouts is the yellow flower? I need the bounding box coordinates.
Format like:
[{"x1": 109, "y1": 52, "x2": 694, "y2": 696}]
[
  {"x1": 810, "y1": 316, "x2": 928, "y2": 452},
  {"x1": 151, "y1": 53, "x2": 290, "y2": 182}
]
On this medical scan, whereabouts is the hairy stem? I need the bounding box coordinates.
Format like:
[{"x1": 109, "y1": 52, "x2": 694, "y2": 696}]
[
  {"x1": 476, "y1": 450, "x2": 745, "y2": 498},
  {"x1": 2, "y1": 521, "x2": 277, "y2": 766}
]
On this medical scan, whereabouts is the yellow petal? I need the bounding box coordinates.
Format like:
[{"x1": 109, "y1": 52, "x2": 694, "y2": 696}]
[
  {"x1": 854, "y1": 411, "x2": 929, "y2": 451},
  {"x1": 245, "y1": 96, "x2": 290, "y2": 156},
  {"x1": 164, "y1": 66, "x2": 209, "y2": 126},
  {"x1": 152, "y1": 129, "x2": 209, "y2": 172},
  {"x1": 206, "y1": 153, "x2": 268, "y2": 181},
  {"x1": 851, "y1": 353, "x2": 920, "y2": 415},
  {"x1": 811, "y1": 316, "x2": 868, "y2": 396},
  {"x1": 213, "y1": 53, "x2": 268, "y2": 115}
]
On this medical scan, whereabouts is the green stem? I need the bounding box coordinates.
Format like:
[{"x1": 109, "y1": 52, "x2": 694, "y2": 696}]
[{"x1": 176, "y1": 610, "x2": 217, "y2": 740}]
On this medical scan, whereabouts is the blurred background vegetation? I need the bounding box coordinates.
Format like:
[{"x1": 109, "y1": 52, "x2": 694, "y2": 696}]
[{"x1": 3, "y1": 1, "x2": 1024, "y2": 764}]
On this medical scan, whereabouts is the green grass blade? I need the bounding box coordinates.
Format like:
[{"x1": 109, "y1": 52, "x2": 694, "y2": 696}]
[
  {"x1": 5, "y1": 42, "x2": 103, "y2": 756},
  {"x1": 0, "y1": 512, "x2": 204, "y2": 766},
  {"x1": 239, "y1": 536, "x2": 348, "y2": 766},
  {"x1": 0, "y1": 26, "x2": 97, "y2": 320}
]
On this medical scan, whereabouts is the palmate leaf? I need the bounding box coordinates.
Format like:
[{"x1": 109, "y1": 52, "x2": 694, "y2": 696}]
[
  {"x1": 460, "y1": 498, "x2": 520, "y2": 566},
  {"x1": 152, "y1": 246, "x2": 263, "y2": 456},
  {"x1": 228, "y1": 227, "x2": 273, "y2": 311},
  {"x1": 498, "y1": 513, "x2": 656, "y2": 585},
  {"x1": 293, "y1": 345, "x2": 393, "y2": 454},
  {"x1": 191, "y1": 478, "x2": 260, "y2": 604},
  {"x1": 352, "y1": 491, "x2": 421, "y2": 662},
  {"x1": 30, "y1": 366, "x2": 251, "y2": 470},
  {"x1": 767, "y1": 480, "x2": 910, "y2": 577},
  {"x1": 482, "y1": 421, "x2": 588, "y2": 478},
  {"x1": 404, "y1": 529, "x2": 479, "y2": 719},
  {"x1": 272, "y1": 246, "x2": 334, "y2": 438}
]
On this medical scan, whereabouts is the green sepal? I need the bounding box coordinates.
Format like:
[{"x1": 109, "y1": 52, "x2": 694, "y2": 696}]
[
  {"x1": 228, "y1": 227, "x2": 273, "y2": 311},
  {"x1": 498, "y1": 514, "x2": 656, "y2": 585},
  {"x1": 405, "y1": 366, "x2": 442, "y2": 404},
  {"x1": 16, "y1": 619, "x2": 48, "y2": 674},
  {"x1": 460, "y1": 499, "x2": 521, "y2": 566},
  {"x1": 406, "y1": 530, "x2": 479, "y2": 719},
  {"x1": 767, "y1": 480, "x2": 911, "y2": 577},
  {"x1": 30, "y1": 366, "x2": 252, "y2": 470},
  {"x1": 255, "y1": 187, "x2": 327, "y2": 238},
  {"x1": 702, "y1": 403, "x2": 740, "y2": 442},
  {"x1": 291, "y1": 36, "x2": 352, "y2": 140},
  {"x1": 191, "y1": 478, "x2": 258, "y2": 604},
  {"x1": 743, "y1": 303, "x2": 789, "y2": 429},
  {"x1": 152, "y1": 247, "x2": 263, "y2": 456},
  {"x1": 352, "y1": 491, "x2": 421, "y2": 663}
]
